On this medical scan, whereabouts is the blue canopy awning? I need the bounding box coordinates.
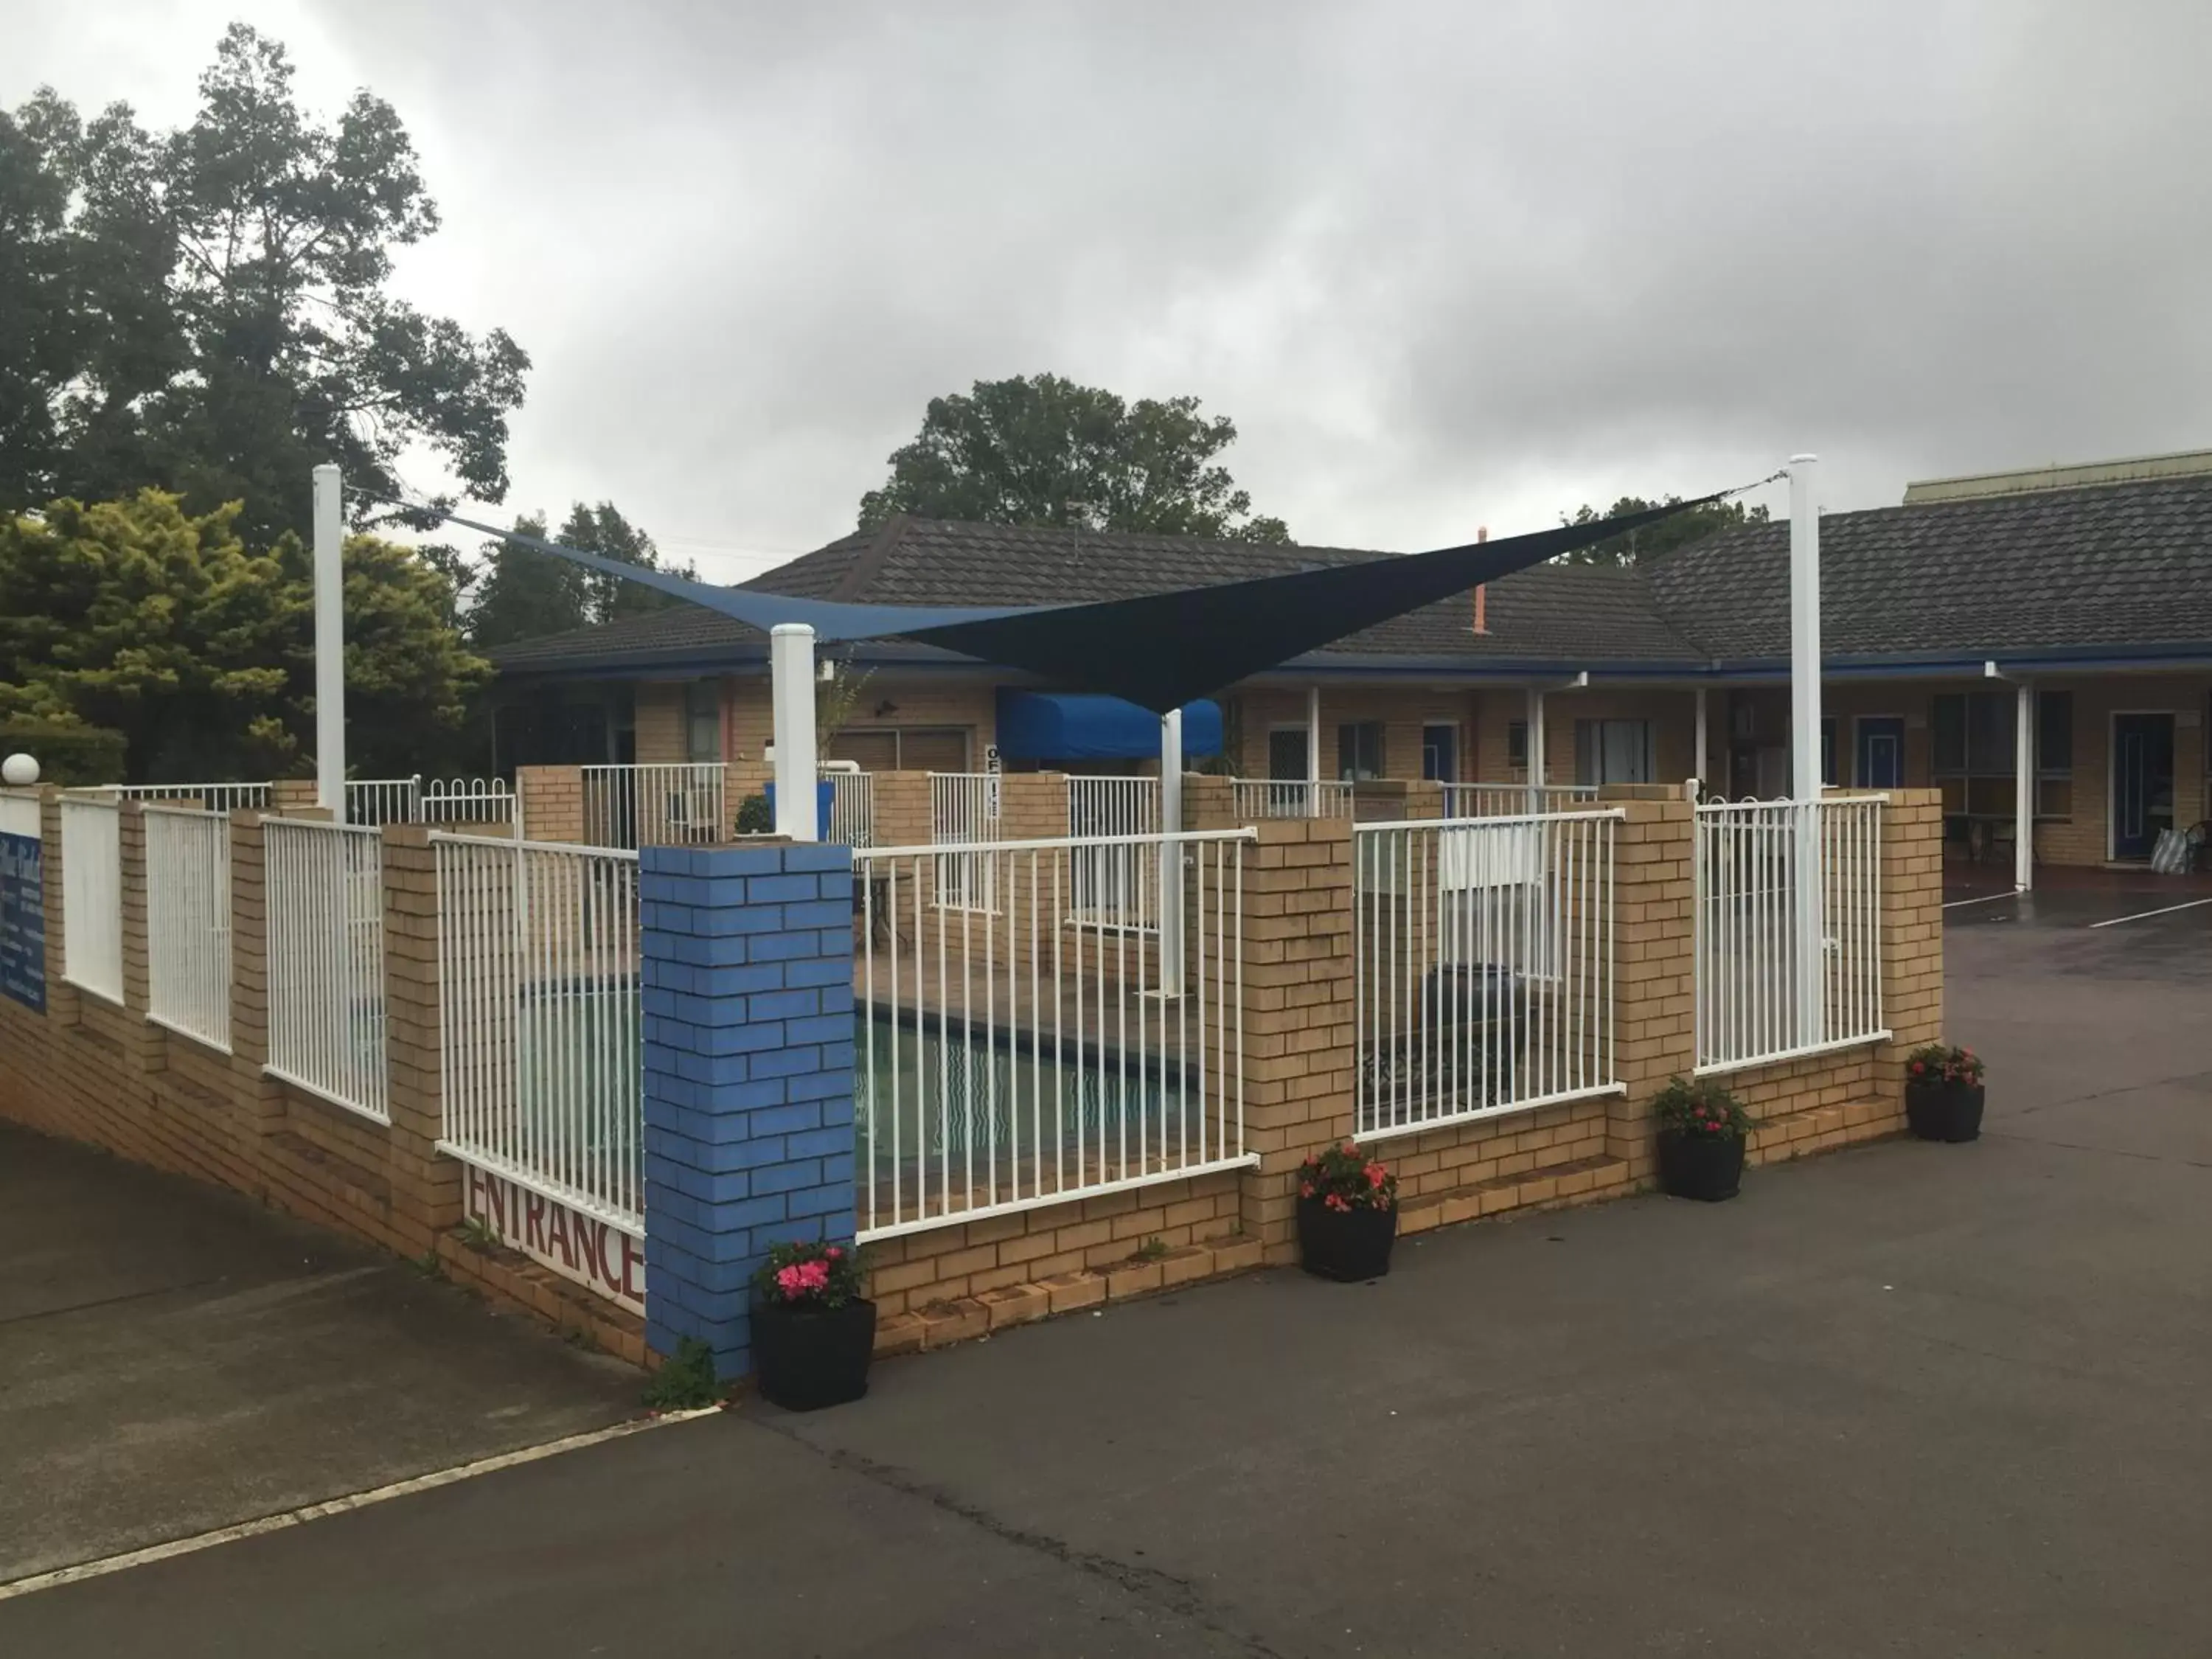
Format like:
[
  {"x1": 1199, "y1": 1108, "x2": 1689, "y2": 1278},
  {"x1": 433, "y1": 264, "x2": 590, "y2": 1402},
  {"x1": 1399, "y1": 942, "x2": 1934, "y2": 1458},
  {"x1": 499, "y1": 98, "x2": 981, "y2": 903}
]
[{"x1": 995, "y1": 690, "x2": 1222, "y2": 762}]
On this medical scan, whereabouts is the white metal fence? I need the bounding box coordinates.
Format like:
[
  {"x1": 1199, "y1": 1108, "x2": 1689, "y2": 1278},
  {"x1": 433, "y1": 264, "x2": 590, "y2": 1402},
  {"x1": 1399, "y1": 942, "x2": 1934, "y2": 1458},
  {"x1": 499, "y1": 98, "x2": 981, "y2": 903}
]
[
  {"x1": 930, "y1": 771, "x2": 1002, "y2": 912},
  {"x1": 111, "y1": 781, "x2": 272, "y2": 814},
  {"x1": 1441, "y1": 784, "x2": 1600, "y2": 818},
  {"x1": 347, "y1": 775, "x2": 515, "y2": 829},
  {"x1": 1694, "y1": 797, "x2": 1886, "y2": 1074},
  {"x1": 434, "y1": 834, "x2": 644, "y2": 1231},
  {"x1": 1354, "y1": 810, "x2": 1621, "y2": 1140},
  {"x1": 852, "y1": 827, "x2": 1253, "y2": 1239},
  {"x1": 59, "y1": 796, "x2": 123, "y2": 1003},
  {"x1": 821, "y1": 767, "x2": 875, "y2": 847},
  {"x1": 265, "y1": 820, "x2": 389, "y2": 1119},
  {"x1": 144, "y1": 806, "x2": 232, "y2": 1051},
  {"x1": 1066, "y1": 777, "x2": 1160, "y2": 929},
  {"x1": 1232, "y1": 779, "x2": 1354, "y2": 820},
  {"x1": 582, "y1": 762, "x2": 726, "y2": 850}
]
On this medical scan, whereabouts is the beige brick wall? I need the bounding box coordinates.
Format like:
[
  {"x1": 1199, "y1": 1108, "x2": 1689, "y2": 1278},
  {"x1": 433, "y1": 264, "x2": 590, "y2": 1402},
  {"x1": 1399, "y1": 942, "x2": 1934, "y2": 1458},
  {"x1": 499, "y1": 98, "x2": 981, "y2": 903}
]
[
  {"x1": 0, "y1": 798, "x2": 642, "y2": 1363},
  {"x1": 723, "y1": 675, "x2": 999, "y2": 799}
]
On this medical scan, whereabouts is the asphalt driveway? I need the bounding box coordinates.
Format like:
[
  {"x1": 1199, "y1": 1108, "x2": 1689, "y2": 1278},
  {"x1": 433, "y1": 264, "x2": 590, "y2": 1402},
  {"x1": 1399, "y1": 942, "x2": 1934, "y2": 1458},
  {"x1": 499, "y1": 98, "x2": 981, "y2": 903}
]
[
  {"x1": 3, "y1": 893, "x2": 2205, "y2": 1656},
  {"x1": 0, "y1": 1124, "x2": 643, "y2": 1587}
]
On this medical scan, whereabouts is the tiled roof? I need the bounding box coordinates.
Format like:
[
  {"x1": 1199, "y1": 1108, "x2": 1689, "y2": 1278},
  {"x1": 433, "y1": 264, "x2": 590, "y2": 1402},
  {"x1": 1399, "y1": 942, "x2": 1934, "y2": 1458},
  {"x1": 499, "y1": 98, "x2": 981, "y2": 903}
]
[
  {"x1": 492, "y1": 475, "x2": 2212, "y2": 678},
  {"x1": 1646, "y1": 473, "x2": 2212, "y2": 660},
  {"x1": 492, "y1": 516, "x2": 1698, "y2": 671}
]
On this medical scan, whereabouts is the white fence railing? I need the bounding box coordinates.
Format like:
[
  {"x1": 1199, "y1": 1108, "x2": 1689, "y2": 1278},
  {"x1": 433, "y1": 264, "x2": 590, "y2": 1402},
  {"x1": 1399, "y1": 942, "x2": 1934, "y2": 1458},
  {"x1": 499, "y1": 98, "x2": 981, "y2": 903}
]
[
  {"x1": 1441, "y1": 784, "x2": 1600, "y2": 818},
  {"x1": 930, "y1": 771, "x2": 1001, "y2": 912},
  {"x1": 265, "y1": 820, "x2": 389, "y2": 1120},
  {"x1": 852, "y1": 828, "x2": 1254, "y2": 1240},
  {"x1": 144, "y1": 806, "x2": 232, "y2": 1051},
  {"x1": 821, "y1": 767, "x2": 875, "y2": 847},
  {"x1": 1232, "y1": 779, "x2": 1355, "y2": 820},
  {"x1": 582, "y1": 762, "x2": 725, "y2": 850},
  {"x1": 1066, "y1": 777, "x2": 1161, "y2": 929},
  {"x1": 1354, "y1": 810, "x2": 1621, "y2": 1140},
  {"x1": 108, "y1": 781, "x2": 272, "y2": 814},
  {"x1": 59, "y1": 796, "x2": 123, "y2": 1003},
  {"x1": 347, "y1": 776, "x2": 515, "y2": 829},
  {"x1": 1694, "y1": 796, "x2": 1886, "y2": 1074},
  {"x1": 434, "y1": 834, "x2": 643, "y2": 1231}
]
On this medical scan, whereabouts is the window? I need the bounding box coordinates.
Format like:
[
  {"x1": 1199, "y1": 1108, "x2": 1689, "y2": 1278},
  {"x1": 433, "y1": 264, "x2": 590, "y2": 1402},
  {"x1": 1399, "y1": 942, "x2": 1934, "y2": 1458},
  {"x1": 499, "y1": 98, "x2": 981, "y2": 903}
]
[
  {"x1": 1506, "y1": 720, "x2": 1528, "y2": 769},
  {"x1": 1573, "y1": 720, "x2": 1652, "y2": 786},
  {"x1": 1933, "y1": 689, "x2": 2070, "y2": 820},
  {"x1": 1337, "y1": 722, "x2": 1385, "y2": 781},
  {"x1": 1267, "y1": 728, "x2": 1308, "y2": 782},
  {"x1": 1421, "y1": 723, "x2": 1458, "y2": 782},
  {"x1": 2037, "y1": 689, "x2": 2073, "y2": 818},
  {"x1": 684, "y1": 680, "x2": 722, "y2": 764},
  {"x1": 1821, "y1": 717, "x2": 1837, "y2": 787}
]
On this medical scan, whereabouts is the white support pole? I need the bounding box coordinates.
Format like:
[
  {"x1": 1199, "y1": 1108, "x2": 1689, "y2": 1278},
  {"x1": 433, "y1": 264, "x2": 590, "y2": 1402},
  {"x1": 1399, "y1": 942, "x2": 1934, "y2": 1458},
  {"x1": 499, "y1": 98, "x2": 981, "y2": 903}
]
[
  {"x1": 312, "y1": 464, "x2": 345, "y2": 823},
  {"x1": 1694, "y1": 685, "x2": 1709, "y2": 790},
  {"x1": 770, "y1": 623, "x2": 819, "y2": 841},
  {"x1": 1525, "y1": 686, "x2": 1546, "y2": 813},
  {"x1": 1159, "y1": 708, "x2": 1184, "y2": 995},
  {"x1": 1787, "y1": 453, "x2": 1823, "y2": 1048},
  {"x1": 1305, "y1": 685, "x2": 1322, "y2": 818},
  {"x1": 2014, "y1": 678, "x2": 2034, "y2": 892}
]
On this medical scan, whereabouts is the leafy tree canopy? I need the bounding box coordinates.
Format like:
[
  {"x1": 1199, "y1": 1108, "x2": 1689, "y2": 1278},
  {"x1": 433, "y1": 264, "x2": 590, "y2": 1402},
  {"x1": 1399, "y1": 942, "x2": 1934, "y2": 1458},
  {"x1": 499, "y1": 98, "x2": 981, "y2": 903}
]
[
  {"x1": 0, "y1": 490, "x2": 490, "y2": 781},
  {"x1": 465, "y1": 501, "x2": 698, "y2": 650},
  {"x1": 859, "y1": 372, "x2": 1291, "y2": 543},
  {"x1": 0, "y1": 24, "x2": 528, "y2": 544},
  {"x1": 1555, "y1": 495, "x2": 1770, "y2": 566}
]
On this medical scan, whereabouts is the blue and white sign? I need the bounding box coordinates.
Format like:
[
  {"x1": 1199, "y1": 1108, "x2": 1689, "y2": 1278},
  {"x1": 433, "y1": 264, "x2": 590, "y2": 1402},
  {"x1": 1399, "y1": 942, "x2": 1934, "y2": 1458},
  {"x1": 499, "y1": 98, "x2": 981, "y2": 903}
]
[{"x1": 0, "y1": 796, "x2": 45, "y2": 1014}]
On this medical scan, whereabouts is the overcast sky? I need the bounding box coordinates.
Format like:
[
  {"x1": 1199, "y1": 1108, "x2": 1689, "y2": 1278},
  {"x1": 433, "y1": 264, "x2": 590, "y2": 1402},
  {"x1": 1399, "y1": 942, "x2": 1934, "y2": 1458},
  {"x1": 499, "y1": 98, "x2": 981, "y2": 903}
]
[{"x1": 10, "y1": 1, "x2": 2211, "y2": 580}]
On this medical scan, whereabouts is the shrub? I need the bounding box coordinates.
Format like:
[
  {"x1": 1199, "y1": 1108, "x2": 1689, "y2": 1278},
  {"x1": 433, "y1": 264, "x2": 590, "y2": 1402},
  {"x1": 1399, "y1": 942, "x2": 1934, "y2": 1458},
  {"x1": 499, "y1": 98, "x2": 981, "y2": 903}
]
[
  {"x1": 0, "y1": 717, "x2": 128, "y2": 786},
  {"x1": 1298, "y1": 1141, "x2": 1397, "y2": 1212},
  {"x1": 1907, "y1": 1043, "x2": 1984, "y2": 1088},
  {"x1": 752, "y1": 1239, "x2": 864, "y2": 1309},
  {"x1": 1652, "y1": 1076, "x2": 1752, "y2": 1139},
  {"x1": 735, "y1": 793, "x2": 773, "y2": 835}
]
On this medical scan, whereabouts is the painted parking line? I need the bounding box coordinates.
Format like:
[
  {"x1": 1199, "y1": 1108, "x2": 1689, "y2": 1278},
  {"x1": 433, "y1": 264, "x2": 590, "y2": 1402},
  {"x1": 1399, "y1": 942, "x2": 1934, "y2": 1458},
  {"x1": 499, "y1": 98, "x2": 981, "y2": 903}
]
[
  {"x1": 1942, "y1": 891, "x2": 2018, "y2": 911},
  {"x1": 0, "y1": 1406, "x2": 724, "y2": 1603},
  {"x1": 2086, "y1": 895, "x2": 2212, "y2": 930}
]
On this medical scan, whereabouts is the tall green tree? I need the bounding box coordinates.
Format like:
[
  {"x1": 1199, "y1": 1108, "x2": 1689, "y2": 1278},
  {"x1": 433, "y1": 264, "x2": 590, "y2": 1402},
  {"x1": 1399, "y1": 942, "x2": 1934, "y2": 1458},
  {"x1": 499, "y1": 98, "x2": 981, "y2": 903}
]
[
  {"x1": 1555, "y1": 495, "x2": 1771, "y2": 566},
  {"x1": 463, "y1": 501, "x2": 697, "y2": 648},
  {"x1": 859, "y1": 372, "x2": 1292, "y2": 543},
  {"x1": 0, "y1": 490, "x2": 489, "y2": 780},
  {"x1": 0, "y1": 24, "x2": 527, "y2": 543}
]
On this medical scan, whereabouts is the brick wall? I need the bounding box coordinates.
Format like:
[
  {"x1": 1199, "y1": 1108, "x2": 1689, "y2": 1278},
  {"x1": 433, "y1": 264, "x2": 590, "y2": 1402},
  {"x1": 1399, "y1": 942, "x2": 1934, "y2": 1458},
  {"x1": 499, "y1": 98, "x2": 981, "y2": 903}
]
[
  {"x1": 639, "y1": 842, "x2": 857, "y2": 1378},
  {"x1": 516, "y1": 765, "x2": 585, "y2": 843},
  {"x1": 0, "y1": 794, "x2": 644, "y2": 1362}
]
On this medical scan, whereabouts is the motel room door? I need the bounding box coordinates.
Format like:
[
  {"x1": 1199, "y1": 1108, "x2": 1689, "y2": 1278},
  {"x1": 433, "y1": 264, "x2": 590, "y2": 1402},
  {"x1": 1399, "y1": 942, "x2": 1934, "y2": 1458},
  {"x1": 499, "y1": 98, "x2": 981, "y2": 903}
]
[
  {"x1": 2111, "y1": 712, "x2": 2175, "y2": 860},
  {"x1": 1855, "y1": 717, "x2": 1905, "y2": 789}
]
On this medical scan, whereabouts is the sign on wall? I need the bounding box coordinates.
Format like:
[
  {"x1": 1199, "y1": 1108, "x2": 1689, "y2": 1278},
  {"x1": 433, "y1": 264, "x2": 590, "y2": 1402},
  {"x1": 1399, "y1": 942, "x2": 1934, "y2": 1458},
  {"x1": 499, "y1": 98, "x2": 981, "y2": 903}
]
[
  {"x1": 0, "y1": 797, "x2": 44, "y2": 1015},
  {"x1": 463, "y1": 1164, "x2": 644, "y2": 1313}
]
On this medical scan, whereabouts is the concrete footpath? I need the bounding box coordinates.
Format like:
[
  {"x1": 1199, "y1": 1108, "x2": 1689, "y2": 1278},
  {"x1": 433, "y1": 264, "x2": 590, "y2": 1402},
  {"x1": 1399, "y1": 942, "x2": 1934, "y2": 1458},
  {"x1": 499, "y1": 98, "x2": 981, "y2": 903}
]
[
  {"x1": 0, "y1": 1124, "x2": 641, "y2": 1585},
  {"x1": 2, "y1": 897, "x2": 2206, "y2": 1655}
]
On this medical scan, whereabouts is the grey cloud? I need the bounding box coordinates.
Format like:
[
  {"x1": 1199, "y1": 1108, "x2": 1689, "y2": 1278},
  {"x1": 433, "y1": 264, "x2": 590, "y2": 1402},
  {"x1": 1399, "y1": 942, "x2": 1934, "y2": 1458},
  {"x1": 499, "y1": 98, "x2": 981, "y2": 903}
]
[{"x1": 17, "y1": 0, "x2": 2212, "y2": 570}]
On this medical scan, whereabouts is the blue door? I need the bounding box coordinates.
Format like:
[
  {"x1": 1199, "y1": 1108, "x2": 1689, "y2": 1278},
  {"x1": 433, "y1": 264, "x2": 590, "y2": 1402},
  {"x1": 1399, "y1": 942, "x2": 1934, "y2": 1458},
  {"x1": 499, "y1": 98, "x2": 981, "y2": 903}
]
[
  {"x1": 1854, "y1": 717, "x2": 1905, "y2": 788},
  {"x1": 2111, "y1": 713, "x2": 2175, "y2": 860}
]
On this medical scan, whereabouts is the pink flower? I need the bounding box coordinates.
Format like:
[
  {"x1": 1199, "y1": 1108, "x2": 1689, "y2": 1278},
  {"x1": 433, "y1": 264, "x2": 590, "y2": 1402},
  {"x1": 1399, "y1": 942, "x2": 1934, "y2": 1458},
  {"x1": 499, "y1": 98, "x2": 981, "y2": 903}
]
[
  {"x1": 826, "y1": 1246, "x2": 843, "y2": 1259},
  {"x1": 1341, "y1": 1139, "x2": 1357, "y2": 1155},
  {"x1": 1366, "y1": 1164, "x2": 1388, "y2": 1189},
  {"x1": 1301, "y1": 1182, "x2": 1315, "y2": 1199}
]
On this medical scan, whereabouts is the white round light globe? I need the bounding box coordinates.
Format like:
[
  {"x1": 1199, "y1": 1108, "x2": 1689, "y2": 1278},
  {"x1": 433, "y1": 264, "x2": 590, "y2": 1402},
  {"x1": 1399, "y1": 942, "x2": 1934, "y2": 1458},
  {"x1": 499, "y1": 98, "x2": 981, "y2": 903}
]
[{"x1": 0, "y1": 754, "x2": 38, "y2": 787}]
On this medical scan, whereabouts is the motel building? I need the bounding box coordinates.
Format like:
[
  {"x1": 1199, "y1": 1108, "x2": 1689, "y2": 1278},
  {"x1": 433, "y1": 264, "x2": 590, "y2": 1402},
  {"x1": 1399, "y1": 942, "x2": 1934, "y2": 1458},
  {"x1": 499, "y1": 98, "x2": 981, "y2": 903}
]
[{"x1": 487, "y1": 448, "x2": 2212, "y2": 872}]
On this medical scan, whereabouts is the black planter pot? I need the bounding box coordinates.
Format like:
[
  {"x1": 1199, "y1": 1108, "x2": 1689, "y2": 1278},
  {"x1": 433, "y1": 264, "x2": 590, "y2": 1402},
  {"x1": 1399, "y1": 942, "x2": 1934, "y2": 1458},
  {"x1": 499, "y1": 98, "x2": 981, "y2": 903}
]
[
  {"x1": 1656, "y1": 1128, "x2": 1745, "y2": 1202},
  {"x1": 752, "y1": 1296, "x2": 877, "y2": 1411},
  {"x1": 1297, "y1": 1196, "x2": 1398, "y2": 1281},
  {"x1": 1905, "y1": 1080, "x2": 1985, "y2": 1143}
]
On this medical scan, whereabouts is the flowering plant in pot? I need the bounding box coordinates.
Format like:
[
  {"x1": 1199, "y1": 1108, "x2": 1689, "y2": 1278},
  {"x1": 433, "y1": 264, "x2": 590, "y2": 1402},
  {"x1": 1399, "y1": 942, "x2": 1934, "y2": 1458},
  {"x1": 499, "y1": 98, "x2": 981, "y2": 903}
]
[
  {"x1": 1295, "y1": 1141, "x2": 1399, "y2": 1281},
  {"x1": 1905, "y1": 1044, "x2": 1986, "y2": 1143},
  {"x1": 750, "y1": 1241, "x2": 874, "y2": 1411},
  {"x1": 1652, "y1": 1077, "x2": 1752, "y2": 1202}
]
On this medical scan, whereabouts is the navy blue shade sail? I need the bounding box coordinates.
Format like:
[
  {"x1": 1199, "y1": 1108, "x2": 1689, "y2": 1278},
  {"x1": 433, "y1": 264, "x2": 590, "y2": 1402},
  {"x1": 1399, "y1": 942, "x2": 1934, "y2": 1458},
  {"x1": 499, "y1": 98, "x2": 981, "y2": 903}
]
[
  {"x1": 994, "y1": 690, "x2": 1222, "y2": 762},
  {"x1": 432, "y1": 493, "x2": 1721, "y2": 712}
]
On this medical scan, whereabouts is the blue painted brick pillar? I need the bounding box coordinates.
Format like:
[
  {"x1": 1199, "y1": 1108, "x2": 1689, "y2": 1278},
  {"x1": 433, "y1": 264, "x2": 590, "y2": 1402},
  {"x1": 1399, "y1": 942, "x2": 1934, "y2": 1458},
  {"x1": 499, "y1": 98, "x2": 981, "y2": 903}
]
[{"x1": 639, "y1": 843, "x2": 857, "y2": 1379}]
